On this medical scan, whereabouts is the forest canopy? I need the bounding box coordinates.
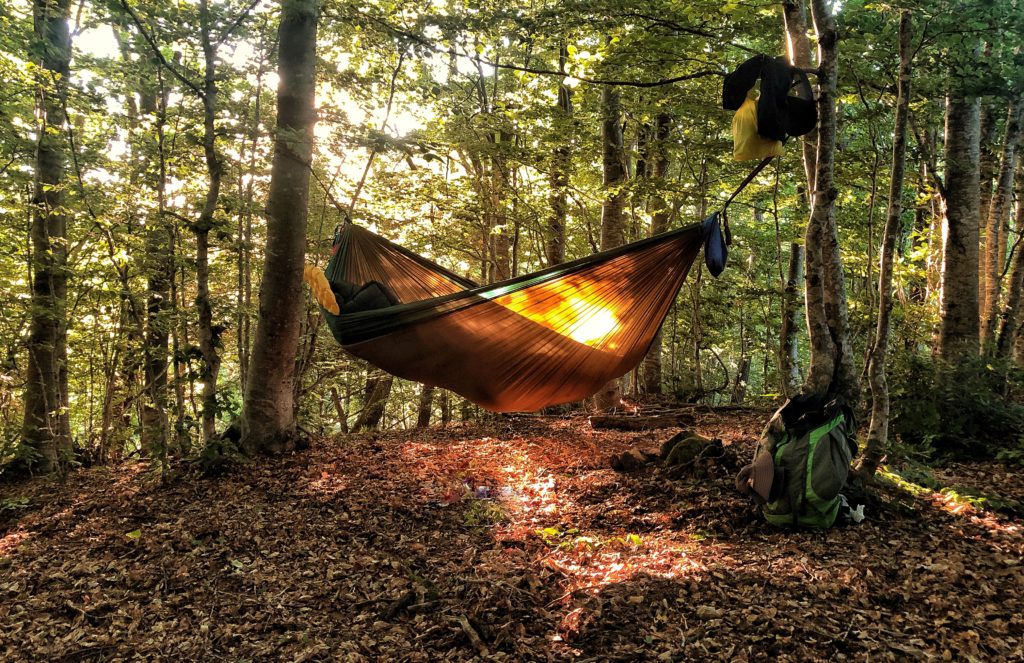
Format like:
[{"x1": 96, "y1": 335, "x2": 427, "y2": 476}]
[{"x1": 1, "y1": 0, "x2": 1024, "y2": 472}]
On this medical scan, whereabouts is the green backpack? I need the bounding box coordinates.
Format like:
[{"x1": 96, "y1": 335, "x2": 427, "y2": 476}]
[{"x1": 758, "y1": 403, "x2": 856, "y2": 528}]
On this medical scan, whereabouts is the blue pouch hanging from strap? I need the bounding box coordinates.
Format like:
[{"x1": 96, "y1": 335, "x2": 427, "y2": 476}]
[{"x1": 702, "y1": 212, "x2": 728, "y2": 277}]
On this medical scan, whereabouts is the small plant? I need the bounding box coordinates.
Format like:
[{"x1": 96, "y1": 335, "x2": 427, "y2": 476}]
[
  {"x1": 0, "y1": 496, "x2": 29, "y2": 515},
  {"x1": 462, "y1": 498, "x2": 507, "y2": 528}
]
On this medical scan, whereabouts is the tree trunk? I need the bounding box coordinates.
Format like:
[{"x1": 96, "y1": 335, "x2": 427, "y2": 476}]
[
  {"x1": 599, "y1": 86, "x2": 626, "y2": 252},
  {"x1": 859, "y1": 11, "x2": 912, "y2": 478},
  {"x1": 783, "y1": 0, "x2": 818, "y2": 191},
  {"x1": 594, "y1": 84, "x2": 627, "y2": 407},
  {"x1": 194, "y1": 0, "x2": 224, "y2": 444},
  {"x1": 731, "y1": 358, "x2": 750, "y2": 405},
  {"x1": 642, "y1": 113, "x2": 672, "y2": 394},
  {"x1": 238, "y1": 45, "x2": 266, "y2": 394},
  {"x1": 980, "y1": 99, "x2": 1023, "y2": 350},
  {"x1": 241, "y1": 0, "x2": 318, "y2": 454},
  {"x1": 329, "y1": 386, "x2": 349, "y2": 433},
  {"x1": 779, "y1": 243, "x2": 804, "y2": 395},
  {"x1": 779, "y1": 0, "x2": 815, "y2": 400},
  {"x1": 979, "y1": 95, "x2": 997, "y2": 227},
  {"x1": 139, "y1": 65, "x2": 172, "y2": 459},
  {"x1": 799, "y1": 0, "x2": 859, "y2": 405},
  {"x1": 354, "y1": 374, "x2": 393, "y2": 431},
  {"x1": 22, "y1": 0, "x2": 73, "y2": 473},
  {"x1": 996, "y1": 161, "x2": 1024, "y2": 357},
  {"x1": 416, "y1": 384, "x2": 435, "y2": 428},
  {"x1": 545, "y1": 43, "x2": 571, "y2": 267},
  {"x1": 938, "y1": 92, "x2": 982, "y2": 361}
]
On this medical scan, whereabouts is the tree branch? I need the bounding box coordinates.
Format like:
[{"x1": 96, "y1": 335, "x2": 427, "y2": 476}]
[
  {"x1": 366, "y1": 14, "x2": 724, "y2": 87},
  {"x1": 214, "y1": 0, "x2": 263, "y2": 49},
  {"x1": 117, "y1": 0, "x2": 205, "y2": 99}
]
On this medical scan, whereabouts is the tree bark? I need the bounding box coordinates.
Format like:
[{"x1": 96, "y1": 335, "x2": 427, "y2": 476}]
[
  {"x1": 545, "y1": 43, "x2": 571, "y2": 267},
  {"x1": 241, "y1": 0, "x2": 318, "y2": 454},
  {"x1": 139, "y1": 63, "x2": 173, "y2": 459},
  {"x1": 599, "y1": 86, "x2": 626, "y2": 252},
  {"x1": 354, "y1": 374, "x2": 393, "y2": 431},
  {"x1": 799, "y1": 0, "x2": 859, "y2": 405},
  {"x1": 860, "y1": 10, "x2": 912, "y2": 478},
  {"x1": 938, "y1": 92, "x2": 982, "y2": 361},
  {"x1": 594, "y1": 83, "x2": 627, "y2": 407},
  {"x1": 416, "y1": 384, "x2": 435, "y2": 428},
  {"x1": 22, "y1": 0, "x2": 73, "y2": 473},
  {"x1": 642, "y1": 113, "x2": 672, "y2": 394},
  {"x1": 779, "y1": 0, "x2": 815, "y2": 400},
  {"x1": 779, "y1": 243, "x2": 804, "y2": 395},
  {"x1": 980, "y1": 99, "x2": 1023, "y2": 350},
  {"x1": 194, "y1": 0, "x2": 224, "y2": 444},
  {"x1": 996, "y1": 161, "x2": 1024, "y2": 357}
]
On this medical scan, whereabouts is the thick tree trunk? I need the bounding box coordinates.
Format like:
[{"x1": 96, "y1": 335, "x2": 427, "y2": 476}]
[
  {"x1": 642, "y1": 113, "x2": 672, "y2": 394},
  {"x1": 799, "y1": 0, "x2": 858, "y2": 405},
  {"x1": 545, "y1": 43, "x2": 571, "y2": 267},
  {"x1": 938, "y1": 93, "x2": 982, "y2": 361},
  {"x1": 22, "y1": 0, "x2": 73, "y2": 473},
  {"x1": 241, "y1": 0, "x2": 318, "y2": 454},
  {"x1": 980, "y1": 99, "x2": 1022, "y2": 350},
  {"x1": 860, "y1": 11, "x2": 912, "y2": 478}
]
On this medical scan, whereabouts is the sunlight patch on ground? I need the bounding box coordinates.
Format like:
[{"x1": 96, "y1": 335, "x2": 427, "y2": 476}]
[
  {"x1": 0, "y1": 530, "x2": 30, "y2": 555},
  {"x1": 304, "y1": 464, "x2": 350, "y2": 496},
  {"x1": 928, "y1": 492, "x2": 1021, "y2": 536},
  {"x1": 396, "y1": 432, "x2": 712, "y2": 610}
]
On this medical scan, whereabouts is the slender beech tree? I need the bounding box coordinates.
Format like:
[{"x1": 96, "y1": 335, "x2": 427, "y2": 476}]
[
  {"x1": 545, "y1": 43, "x2": 571, "y2": 267},
  {"x1": 241, "y1": 0, "x2": 319, "y2": 454},
  {"x1": 592, "y1": 84, "x2": 627, "y2": 410},
  {"x1": 980, "y1": 99, "x2": 1022, "y2": 350},
  {"x1": 23, "y1": 0, "x2": 73, "y2": 472},
  {"x1": 641, "y1": 113, "x2": 671, "y2": 394},
  {"x1": 599, "y1": 86, "x2": 626, "y2": 252},
  {"x1": 996, "y1": 159, "x2": 1024, "y2": 357},
  {"x1": 139, "y1": 59, "x2": 173, "y2": 458},
  {"x1": 860, "y1": 11, "x2": 913, "y2": 478},
  {"x1": 194, "y1": 0, "x2": 224, "y2": 443},
  {"x1": 779, "y1": 0, "x2": 814, "y2": 398}
]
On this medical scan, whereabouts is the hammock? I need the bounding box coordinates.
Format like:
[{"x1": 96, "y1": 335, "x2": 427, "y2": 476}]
[{"x1": 310, "y1": 215, "x2": 722, "y2": 412}]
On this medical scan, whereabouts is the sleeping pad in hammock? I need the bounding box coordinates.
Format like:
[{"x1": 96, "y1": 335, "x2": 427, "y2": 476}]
[{"x1": 310, "y1": 215, "x2": 723, "y2": 412}]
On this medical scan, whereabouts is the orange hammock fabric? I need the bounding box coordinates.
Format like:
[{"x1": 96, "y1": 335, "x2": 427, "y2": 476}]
[{"x1": 313, "y1": 220, "x2": 712, "y2": 412}]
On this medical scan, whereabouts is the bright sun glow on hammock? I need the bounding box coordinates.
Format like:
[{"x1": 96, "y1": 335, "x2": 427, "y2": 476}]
[{"x1": 494, "y1": 282, "x2": 623, "y2": 350}]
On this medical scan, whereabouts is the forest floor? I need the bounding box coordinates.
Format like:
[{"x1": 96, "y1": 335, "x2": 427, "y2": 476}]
[{"x1": 1, "y1": 409, "x2": 1022, "y2": 662}]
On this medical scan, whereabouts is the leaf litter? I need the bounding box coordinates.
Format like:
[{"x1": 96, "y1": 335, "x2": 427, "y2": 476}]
[{"x1": 0, "y1": 411, "x2": 1021, "y2": 661}]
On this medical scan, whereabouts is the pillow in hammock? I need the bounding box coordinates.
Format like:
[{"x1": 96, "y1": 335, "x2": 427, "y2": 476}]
[{"x1": 330, "y1": 279, "x2": 399, "y2": 314}]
